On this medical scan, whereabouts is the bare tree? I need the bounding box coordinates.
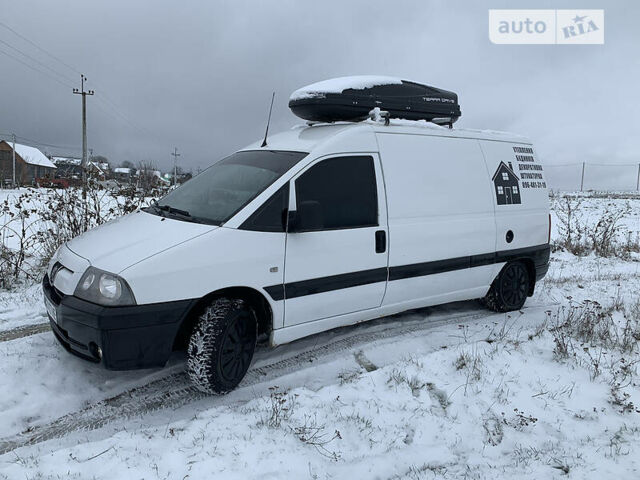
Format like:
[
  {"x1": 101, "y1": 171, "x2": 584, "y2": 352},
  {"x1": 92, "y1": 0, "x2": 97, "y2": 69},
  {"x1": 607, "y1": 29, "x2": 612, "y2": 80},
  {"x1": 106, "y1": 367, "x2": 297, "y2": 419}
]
[{"x1": 136, "y1": 160, "x2": 158, "y2": 194}]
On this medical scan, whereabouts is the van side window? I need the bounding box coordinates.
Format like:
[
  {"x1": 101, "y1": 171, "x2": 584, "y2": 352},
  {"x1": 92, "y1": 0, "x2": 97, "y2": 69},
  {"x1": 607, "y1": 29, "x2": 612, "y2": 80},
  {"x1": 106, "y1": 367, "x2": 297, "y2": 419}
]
[
  {"x1": 295, "y1": 156, "x2": 378, "y2": 230},
  {"x1": 240, "y1": 183, "x2": 289, "y2": 232}
]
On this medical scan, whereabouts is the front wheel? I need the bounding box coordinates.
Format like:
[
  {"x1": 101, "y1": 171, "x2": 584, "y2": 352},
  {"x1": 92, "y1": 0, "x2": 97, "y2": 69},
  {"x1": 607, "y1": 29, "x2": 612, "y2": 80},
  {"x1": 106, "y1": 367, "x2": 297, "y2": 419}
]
[
  {"x1": 483, "y1": 261, "x2": 530, "y2": 312},
  {"x1": 187, "y1": 297, "x2": 257, "y2": 394}
]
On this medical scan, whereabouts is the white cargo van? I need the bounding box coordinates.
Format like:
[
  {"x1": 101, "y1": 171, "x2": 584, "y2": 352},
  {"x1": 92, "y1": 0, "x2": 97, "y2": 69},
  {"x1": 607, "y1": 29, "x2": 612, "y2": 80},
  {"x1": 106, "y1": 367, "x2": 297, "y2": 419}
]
[{"x1": 43, "y1": 83, "x2": 550, "y2": 394}]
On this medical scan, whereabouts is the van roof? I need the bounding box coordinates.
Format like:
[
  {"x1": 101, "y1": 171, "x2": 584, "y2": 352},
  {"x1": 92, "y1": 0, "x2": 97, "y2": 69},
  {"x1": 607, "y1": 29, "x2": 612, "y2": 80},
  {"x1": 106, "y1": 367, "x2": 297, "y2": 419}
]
[{"x1": 241, "y1": 120, "x2": 532, "y2": 154}]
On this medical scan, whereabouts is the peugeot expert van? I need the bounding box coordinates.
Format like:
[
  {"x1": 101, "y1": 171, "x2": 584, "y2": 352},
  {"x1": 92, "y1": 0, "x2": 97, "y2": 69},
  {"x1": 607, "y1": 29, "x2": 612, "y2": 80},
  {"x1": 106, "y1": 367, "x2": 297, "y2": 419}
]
[{"x1": 43, "y1": 121, "x2": 550, "y2": 393}]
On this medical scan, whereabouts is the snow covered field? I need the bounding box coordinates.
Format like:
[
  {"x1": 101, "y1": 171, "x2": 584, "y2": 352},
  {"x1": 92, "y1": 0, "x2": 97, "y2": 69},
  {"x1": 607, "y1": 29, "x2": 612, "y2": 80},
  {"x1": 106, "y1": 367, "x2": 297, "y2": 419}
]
[{"x1": 1, "y1": 193, "x2": 639, "y2": 479}]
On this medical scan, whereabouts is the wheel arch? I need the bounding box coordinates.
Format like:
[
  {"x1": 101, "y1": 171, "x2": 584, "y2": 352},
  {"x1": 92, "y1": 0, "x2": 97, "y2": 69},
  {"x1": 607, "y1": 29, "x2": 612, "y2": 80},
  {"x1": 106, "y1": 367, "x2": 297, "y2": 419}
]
[
  {"x1": 518, "y1": 258, "x2": 537, "y2": 296},
  {"x1": 172, "y1": 286, "x2": 274, "y2": 351},
  {"x1": 497, "y1": 257, "x2": 536, "y2": 296}
]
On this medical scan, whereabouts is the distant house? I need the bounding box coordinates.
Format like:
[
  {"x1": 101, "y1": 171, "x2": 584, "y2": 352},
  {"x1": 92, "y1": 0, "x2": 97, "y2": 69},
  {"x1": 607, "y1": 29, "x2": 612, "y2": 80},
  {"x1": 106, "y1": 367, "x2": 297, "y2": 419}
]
[
  {"x1": 492, "y1": 161, "x2": 521, "y2": 205},
  {"x1": 113, "y1": 167, "x2": 135, "y2": 183},
  {"x1": 51, "y1": 156, "x2": 83, "y2": 179},
  {"x1": 87, "y1": 161, "x2": 107, "y2": 180},
  {"x1": 0, "y1": 140, "x2": 56, "y2": 186},
  {"x1": 95, "y1": 162, "x2": 110, "y2": 177},
  {"x1": 52, "y1": 156, "x2": 108, "y2": 181}
]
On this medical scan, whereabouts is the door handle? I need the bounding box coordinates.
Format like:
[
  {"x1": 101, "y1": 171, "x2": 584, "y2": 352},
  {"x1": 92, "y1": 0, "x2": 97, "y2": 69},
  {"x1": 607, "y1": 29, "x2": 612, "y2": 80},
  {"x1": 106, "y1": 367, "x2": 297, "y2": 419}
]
[{"x1": 375, "y1": 230, "x2": 386, "y2": 253}]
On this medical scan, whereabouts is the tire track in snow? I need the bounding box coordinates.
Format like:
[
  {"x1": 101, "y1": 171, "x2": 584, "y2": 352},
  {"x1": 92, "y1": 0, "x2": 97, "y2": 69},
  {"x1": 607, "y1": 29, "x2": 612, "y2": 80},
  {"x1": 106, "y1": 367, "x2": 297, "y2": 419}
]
[
  {"x1": 0, "y1": 322, "x2": 49, "y2": 342},
  {"x1": 0, "y1": 304, "x2": 552, "y2": 455}
]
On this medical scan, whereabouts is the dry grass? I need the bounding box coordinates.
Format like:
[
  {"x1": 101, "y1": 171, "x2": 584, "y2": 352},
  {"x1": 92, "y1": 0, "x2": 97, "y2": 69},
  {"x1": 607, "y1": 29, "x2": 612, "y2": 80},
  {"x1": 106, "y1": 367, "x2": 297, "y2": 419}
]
[{"x1": 552, "y1": 195, "x2": 639, "y2": 258}]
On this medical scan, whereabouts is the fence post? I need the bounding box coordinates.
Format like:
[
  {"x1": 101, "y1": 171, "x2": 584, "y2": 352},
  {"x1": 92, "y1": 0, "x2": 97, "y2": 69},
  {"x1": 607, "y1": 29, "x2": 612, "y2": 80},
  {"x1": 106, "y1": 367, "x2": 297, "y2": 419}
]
[
  {"x1": 637, "y1": 164, "x2": 640, "y2": 191},
  {"x1": 580, "y1": 162, "x2": 585, "y2": 191}
]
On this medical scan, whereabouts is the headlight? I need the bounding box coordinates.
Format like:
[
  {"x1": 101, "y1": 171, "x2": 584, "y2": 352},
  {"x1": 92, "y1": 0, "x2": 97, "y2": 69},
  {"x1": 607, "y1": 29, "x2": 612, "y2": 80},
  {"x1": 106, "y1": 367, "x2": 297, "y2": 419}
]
[{"x1": 74, "y1": 267, "x2": 136, "y2": 306}]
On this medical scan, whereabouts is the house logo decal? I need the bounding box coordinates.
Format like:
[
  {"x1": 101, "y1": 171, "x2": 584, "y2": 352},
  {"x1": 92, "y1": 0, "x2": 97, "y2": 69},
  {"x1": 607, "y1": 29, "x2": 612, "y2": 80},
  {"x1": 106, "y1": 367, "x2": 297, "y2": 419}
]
[{"x1": 492, "y1": 161, "x2": 521, "y2": 205}]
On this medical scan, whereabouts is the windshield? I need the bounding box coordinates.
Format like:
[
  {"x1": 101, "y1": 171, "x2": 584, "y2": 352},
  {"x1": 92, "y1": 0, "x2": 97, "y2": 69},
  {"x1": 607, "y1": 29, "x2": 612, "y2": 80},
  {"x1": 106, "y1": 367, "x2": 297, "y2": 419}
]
[{"x1": 148, "y1": 150, "x2": 306, "y2": 225}]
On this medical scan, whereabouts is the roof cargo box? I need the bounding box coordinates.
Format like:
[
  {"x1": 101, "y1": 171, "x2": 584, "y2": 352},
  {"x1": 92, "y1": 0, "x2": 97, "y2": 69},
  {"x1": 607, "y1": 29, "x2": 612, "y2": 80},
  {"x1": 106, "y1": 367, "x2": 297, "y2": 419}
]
[{"x1": 289, "y1": 76, "x2": 461, "y2": 124}]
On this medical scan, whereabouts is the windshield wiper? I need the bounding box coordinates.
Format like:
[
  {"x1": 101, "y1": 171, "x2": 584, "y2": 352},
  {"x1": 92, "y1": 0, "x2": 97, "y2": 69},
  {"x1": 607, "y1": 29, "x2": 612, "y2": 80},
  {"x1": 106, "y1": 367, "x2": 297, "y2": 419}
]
[
  {"x1": 155, "y1": 203, "x2": 192, "y2": 218},
  {"x1": 148, "y1": 202, "x2": 204, "y2": 223}
]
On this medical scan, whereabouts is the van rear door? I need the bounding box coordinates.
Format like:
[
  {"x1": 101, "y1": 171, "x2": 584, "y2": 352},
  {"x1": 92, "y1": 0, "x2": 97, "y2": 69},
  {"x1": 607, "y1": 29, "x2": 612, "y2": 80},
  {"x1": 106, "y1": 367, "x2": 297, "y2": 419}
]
[
  {"x1": 282, "y1": 154, "x2": 389, "y2": 326},
  {"x1": 478, "y1": 140, "x2": 549, "y2": 255}
]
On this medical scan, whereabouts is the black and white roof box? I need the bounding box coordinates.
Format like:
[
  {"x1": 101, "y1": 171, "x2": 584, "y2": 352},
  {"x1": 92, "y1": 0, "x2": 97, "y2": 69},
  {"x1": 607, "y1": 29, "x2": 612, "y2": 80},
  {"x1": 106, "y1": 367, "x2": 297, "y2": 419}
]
[{"x1": 289, "y1": 75, "x2": 461, "y2": 125}]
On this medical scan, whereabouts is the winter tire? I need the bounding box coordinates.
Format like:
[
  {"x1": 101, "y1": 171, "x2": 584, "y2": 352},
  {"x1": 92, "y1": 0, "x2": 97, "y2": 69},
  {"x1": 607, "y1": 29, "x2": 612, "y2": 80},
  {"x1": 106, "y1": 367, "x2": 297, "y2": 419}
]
[
  {"x1": 483, "y1": 261, "x2": 530, "y2": 312},
  {"x1": 187, "y1": 297, "x2": 257, "y2": 394}
]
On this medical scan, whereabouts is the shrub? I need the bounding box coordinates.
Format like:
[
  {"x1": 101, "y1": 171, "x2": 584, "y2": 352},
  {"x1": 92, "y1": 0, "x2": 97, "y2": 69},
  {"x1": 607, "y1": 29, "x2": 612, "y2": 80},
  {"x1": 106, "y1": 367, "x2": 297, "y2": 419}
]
[
  {"x1": 0, "y1": 183, "x2": 154, "y2": 290},
  {"x1": 552, "y1": 194, "x2": 637, "y2": 258},
  {"x1": 554, "y1": 196, "x2": 589, "y2": 255}
]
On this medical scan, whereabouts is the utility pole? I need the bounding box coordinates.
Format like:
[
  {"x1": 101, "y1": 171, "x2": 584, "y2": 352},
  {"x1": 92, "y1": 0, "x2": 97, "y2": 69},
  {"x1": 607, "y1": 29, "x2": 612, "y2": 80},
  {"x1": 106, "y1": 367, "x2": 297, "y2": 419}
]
[
  {"x1": 171, "y1": 147, "x2": 180, "y2": 186},
  {"x1": 11, "y1": 133, "x2": 16, "y2": 188},
  {"x1": 637, "y1": 164, "x2": 640, "y2": 191},
  {"x1": 580, "y1": 161, "x2": 585, "y2": 191},
  {"x1": 73, "y1": 74, "x2": 94, "y2": 186}
]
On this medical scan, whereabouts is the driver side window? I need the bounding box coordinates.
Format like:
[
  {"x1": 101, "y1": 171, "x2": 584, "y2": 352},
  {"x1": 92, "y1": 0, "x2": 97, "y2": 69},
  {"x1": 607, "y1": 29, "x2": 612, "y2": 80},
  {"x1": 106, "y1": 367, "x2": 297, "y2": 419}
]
[
  {"x1": 294, "y1": 156, "x2": 378, "y2": 231},
  {"x1": 240, "y1": 183, "x2": 289, "y2": 232}
]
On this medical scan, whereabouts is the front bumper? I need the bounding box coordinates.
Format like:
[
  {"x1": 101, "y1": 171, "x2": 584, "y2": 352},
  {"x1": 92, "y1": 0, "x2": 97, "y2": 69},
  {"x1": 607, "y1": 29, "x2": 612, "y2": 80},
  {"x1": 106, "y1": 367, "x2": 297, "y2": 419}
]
[{"x1": 43, "y1": 275, "x2": 196, "y2": 370}]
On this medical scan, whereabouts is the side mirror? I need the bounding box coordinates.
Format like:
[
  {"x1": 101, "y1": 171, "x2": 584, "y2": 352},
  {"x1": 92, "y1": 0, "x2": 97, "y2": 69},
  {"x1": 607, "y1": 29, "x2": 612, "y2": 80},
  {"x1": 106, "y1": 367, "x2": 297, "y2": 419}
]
[{"x1": 287, "y1": 201, "x2": 323, "y2": 232}]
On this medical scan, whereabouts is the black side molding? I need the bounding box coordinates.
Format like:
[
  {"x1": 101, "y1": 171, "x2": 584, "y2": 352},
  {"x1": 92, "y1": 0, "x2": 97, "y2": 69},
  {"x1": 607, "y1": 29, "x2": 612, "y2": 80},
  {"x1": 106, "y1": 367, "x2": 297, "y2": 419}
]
[
  {"x1": 264, "y1": 244, "x2": 550, "y2": 301},
  {"x1": 265, "y1": 267, "x2": 388, "y2": 301},
  {"x1": 264, "y1": 284, "x2": 286, "y2": 302}
]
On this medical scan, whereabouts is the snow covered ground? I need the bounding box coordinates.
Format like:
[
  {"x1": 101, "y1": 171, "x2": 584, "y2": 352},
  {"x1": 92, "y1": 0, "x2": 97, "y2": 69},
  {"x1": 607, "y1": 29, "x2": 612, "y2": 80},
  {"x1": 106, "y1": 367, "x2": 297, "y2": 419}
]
[{"x1": 0, "y1": 192, "x2": 639, "y2": 479}]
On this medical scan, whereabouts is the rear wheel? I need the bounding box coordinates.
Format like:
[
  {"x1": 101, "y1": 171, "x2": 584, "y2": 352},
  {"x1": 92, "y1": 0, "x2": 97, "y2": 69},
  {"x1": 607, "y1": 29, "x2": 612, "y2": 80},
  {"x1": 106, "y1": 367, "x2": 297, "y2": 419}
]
[
  {"x1": 187, "y1": 297, "x2": 257, "y2": 394},
  {"x1": 484, "y1": 261, "x2": 530, "y2": 312}
]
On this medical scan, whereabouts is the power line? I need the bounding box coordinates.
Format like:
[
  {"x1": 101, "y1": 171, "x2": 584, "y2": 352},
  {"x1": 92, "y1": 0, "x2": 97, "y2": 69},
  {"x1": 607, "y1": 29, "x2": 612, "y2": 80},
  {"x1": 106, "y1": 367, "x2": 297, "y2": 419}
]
[
  {"x1": 0, "y1": 44, "x2": 151, "y2": 142},
  {"x1": 2, "y1": 21, "x2": 157, "y2": 140},
  {"x1": 20, "y1": 137, "x2": 79, "y2": 151},
  {"x1": 0, "y1": 23, "x2": 151, "y2": 138},
  {"x1": 0, "y1": 37, "x2": 76, "y2": 86},
  {"x1": 88, "y1": 80, "x2": 163, "y2": 140},
  {"x1": 0, "y1": 46, "x2": 74, "y2": 89},
  {"x1": 92, "y1": 94, "x2": 151, "y2": 136},
  {"x1": 0, "y1": 20, "x2": 81, "y2": 76},
  {"x1": 0, "y1": 21, "x2": 174, "y2": 152},
  {"x1": 0, "y1": 133, "x2": 80, "y2": 151}
]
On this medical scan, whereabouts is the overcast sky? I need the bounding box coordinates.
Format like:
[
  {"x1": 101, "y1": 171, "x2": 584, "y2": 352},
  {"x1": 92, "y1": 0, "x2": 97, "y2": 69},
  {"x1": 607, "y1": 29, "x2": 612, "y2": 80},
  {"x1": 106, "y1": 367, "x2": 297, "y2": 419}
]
[{"x1": 0, "y1": 0, "x2": 638, "y2": 189}]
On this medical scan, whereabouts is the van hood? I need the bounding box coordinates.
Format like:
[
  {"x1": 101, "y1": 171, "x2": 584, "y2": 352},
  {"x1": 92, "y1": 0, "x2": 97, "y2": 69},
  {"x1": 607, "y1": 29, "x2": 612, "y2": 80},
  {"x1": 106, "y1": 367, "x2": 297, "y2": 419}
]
[{"x1": 66, "y1": 210, "x2": 217, "y2": 274}]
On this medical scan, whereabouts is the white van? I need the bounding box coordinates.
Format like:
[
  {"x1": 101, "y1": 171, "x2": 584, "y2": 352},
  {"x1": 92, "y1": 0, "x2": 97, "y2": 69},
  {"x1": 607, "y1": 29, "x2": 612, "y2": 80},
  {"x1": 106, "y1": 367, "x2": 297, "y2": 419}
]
[{"x1": 43, "y1": 120, "x2": 550, "y2": 393}]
